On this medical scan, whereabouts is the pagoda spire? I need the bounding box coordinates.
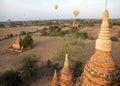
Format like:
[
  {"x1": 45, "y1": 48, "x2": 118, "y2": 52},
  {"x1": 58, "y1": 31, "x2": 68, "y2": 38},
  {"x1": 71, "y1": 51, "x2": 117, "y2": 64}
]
[
  {"x1": 95, "y1": 4, "x2": 111, "y2": 51},
  {"x1": 60, "y1": 54, "x2": 73, "y2": 86},
  {"x1": 76, "y1": 1, "x2": 120, "y2": 85},
  {"x1": 64, "y1": 53, "x2": 69, "y2": 67},
  {"x1": 51, "y1": 70, "x2": 58, "y2": 86},
  {"x1": 105, "y1": 0, "x2": 107, "y2": 9}
]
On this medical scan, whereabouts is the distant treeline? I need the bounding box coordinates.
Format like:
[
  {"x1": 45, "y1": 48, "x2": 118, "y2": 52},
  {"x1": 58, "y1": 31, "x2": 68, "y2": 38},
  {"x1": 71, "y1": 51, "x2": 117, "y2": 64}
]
[{"x1": 0, "y1": 19, "x2": 120, "y2": 28}]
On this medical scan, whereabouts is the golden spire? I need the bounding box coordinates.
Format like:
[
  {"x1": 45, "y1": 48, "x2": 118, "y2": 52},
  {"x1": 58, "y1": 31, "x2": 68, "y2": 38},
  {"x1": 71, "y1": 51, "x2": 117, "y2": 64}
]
[
  {"x1": 60, "y1": 54, "x2": 73, "y2": 86},
  {"x1": 51, "y1": 70, "x2": 58, "y2": 86},
  {"x1": 95, "y1": 8, "x2": 111, "y2": 51},
  {"x1": 64, "y1": 53, "x2": 69, "y2": 67}
]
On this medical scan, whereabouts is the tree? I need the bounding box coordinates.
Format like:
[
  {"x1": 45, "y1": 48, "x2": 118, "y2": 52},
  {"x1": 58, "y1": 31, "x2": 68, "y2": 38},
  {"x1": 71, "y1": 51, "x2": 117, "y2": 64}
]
[
  {"x1": 21, "y1": 35, "x2": 33, "y2": 48},
  {"x1": 118, "y1": 31, "x2": 120, "y2": 37},
  {"x1": 0, "y1": 24, "x2": 5, "y2": 28},
  {"x1": 70, "y1": 26, "x2": 78, "y2": 32},
  {"x1": 72, "y1": 61, "x2": 84, "y2": 78},
  {"x1": 46, "y1": 59, "x2": 52, "y2": 68},
  {"x1": 0, "y1": 70, "x2": 21, "y2": 86}
]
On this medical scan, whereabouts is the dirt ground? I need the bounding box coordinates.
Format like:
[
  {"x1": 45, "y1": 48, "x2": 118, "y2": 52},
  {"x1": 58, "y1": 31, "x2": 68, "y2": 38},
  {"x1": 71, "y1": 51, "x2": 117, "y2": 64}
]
[{"x1": 0, "y1": 25, "x2": 120, "y2": 86}]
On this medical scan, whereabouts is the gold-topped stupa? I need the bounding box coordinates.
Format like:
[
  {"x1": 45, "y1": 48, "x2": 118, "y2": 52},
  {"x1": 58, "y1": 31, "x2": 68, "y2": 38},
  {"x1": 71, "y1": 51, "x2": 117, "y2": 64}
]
[
  {"x1": 12, "y1": 35, "x2": 22, "y2": 50},
  {"x1": 60, "y1": 54, "x2": 73, "y2": 86},
  {"x1": 79, "y1": 8, "x2": 120, "y2": 86}
]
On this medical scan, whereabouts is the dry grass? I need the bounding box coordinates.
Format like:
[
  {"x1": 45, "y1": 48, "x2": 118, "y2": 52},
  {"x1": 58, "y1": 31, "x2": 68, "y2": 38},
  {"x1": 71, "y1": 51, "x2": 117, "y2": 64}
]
[
  {"x1": 0, "y1": 26, "x2": 48, "y2": 39},
  {"x1": 0, "y1": 25, "x2": 120, "y2": 86}
]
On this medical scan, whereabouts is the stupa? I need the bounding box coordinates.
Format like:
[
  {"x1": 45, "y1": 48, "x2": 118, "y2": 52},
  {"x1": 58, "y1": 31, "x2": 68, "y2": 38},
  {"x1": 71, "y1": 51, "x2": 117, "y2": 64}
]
[
  {"x1": 12, "y1": 35, "x2": 22, "y2": 50},
  {"x1": 53, "y1": 20, "x2": 57, "y2": 24},
  {"x1": 72, "y1": 21, "x2": 79, "y2": 27},
  {"x1": 51, "y1": 70, "x2": 59, "y2": 86},
  {"x1": 60, "y1": 54, "x2": 73, "y2": 86},
  {"x1": 77, "y1": 7, "x2": 120, "y2": 86},
  {"x1": 50, "y1": 54, "x2": 73, "y2": 86}
]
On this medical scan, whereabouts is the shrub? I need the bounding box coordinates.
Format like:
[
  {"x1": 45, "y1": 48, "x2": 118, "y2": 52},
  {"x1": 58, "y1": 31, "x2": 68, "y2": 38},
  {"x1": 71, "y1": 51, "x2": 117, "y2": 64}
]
[
  {"x1": 87, "y1": 22, "x2": 94, "y2": 26},
  {"x1": 20, "y1": 31, "x2": 26, "y2": 35},
  {"x1": 70, "y1": 26, "x2": 78, "y2": 32},
  {"x1": 7, "y1": 34, "x2": 14, "y2": 38},
  {"x1": 88, "y1": 36, "x2": 95, "y2": 40},
  {"x1": 41, "y1": 30, "x2": 48, "y2": 36},
  {"x1": 21, "y1": 35, "x2": 33, "y2": 48},
  {"x1": 0, "y1": 70, "x2": 21, "y2": 86},
  {"x1": 4, "y1": 37, "x2": 8, "y2": 39},
  {"x1": 48, "y1": 25, "x2": 68, "y2": 36},
  {"x1": 49, "y1": 25, "x2": 59, "y2": 32},
  {"x1": 118, "y1": 31, "x2": 120, "y2": 37},
  {"x1": 111, "y1": 36, "x2": 118, "y2": 41},
  {"x1": 20, "y1": 54, "x2": 39, "y2": 80},
  {"x1": 75, "y1": 32, "x2": 88, "y2": 39},
  {"x1": 43, "y1": 27, "x2": 48, "y2": 30},
  {"x1": 72, "y1": 61, "x2": 84, "y2": 78},
  {"x1": 55, "y1": 31, "x2": 66, "y2": 36}
]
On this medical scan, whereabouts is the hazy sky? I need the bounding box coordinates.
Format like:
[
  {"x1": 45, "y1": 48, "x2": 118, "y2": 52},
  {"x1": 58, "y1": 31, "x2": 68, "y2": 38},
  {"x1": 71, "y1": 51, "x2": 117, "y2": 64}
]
[{"x1": 0, "y1": 0, "x2": 120, "y2": 21}]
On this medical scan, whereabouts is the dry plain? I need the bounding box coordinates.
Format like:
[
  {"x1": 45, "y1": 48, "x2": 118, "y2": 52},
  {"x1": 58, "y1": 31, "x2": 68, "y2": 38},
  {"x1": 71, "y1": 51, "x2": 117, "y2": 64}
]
[{"x1": 0, "y1": 25, "x2": 120, "y2": 86}]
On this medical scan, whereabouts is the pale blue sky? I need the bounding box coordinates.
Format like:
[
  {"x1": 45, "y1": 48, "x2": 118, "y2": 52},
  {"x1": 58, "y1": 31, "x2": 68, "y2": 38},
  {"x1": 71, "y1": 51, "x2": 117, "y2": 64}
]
[{"x1": 0, "y1": 0, "x2": 120, "y2": 21}]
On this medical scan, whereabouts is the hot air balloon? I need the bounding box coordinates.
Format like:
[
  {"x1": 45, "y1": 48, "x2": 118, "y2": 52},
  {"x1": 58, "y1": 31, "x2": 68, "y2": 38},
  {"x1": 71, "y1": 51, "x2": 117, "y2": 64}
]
[
  {"x1": 73, "y1": 10, "x2": 79, "y2": 17},
  {"x1": 54, "y1": 5, "x2": 58, "y2": 10}
]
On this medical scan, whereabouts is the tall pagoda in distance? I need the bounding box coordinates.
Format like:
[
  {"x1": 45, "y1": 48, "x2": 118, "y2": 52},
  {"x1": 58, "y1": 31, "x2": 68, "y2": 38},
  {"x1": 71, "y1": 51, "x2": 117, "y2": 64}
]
[{"x1": 76, "y1": 1, "x2": 120, "y2": 86}]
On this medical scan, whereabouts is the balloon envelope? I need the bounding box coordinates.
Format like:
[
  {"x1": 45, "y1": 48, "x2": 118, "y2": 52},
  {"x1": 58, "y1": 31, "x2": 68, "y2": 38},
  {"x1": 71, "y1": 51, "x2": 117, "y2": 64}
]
[
  {"x1": 54, "y1": 5, "x2": 58, "y2": 10},
  {"x1": 73, "y1": 10, "x2": 79, "y2": 17}
]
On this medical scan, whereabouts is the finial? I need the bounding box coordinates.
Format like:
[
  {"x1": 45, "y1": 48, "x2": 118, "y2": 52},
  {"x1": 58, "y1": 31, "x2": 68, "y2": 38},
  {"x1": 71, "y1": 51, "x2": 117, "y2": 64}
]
[
  {"x1": 51, "y1": 69, "x2": 58, "y2": 86},
  {"x1": 65, "y1": 53, "x2": 68, "y2": 62},
  {"x1": 54, "y1": 69, "x2": 57, "y2": 76},
  {"x1": 105, "y1": 0, "x2": 107, "y2": 9},
  {"x1": 64, "y1": 53, "x2": 69, "y2": 67},
  {"x1": 53, "y1": 69, "x2": 58, "y2": 80}
]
